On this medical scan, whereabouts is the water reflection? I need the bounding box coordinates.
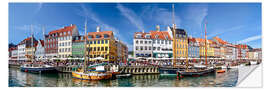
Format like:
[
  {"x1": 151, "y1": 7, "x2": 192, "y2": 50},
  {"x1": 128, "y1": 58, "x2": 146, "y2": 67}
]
[{"x1": 9, "y1": 68, "x2": 238, "y2": 87}]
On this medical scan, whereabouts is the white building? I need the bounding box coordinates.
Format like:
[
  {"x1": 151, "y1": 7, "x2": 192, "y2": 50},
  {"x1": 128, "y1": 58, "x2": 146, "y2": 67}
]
[
  {"x1": 17, "y1": 43, "x2": 26, "y2": 61},
  {"x1": 133, "y1": 25, "x2": 173, "y2": 59},
  {"x1": 57, "y1": 24, "x2": 79, "y2": 59},
  {"x1": 35, "y1": 40, "x2": 45, "y2": 61},
  {"x1": 133, "y1": 31, "x2": 153, "y2": 59}
]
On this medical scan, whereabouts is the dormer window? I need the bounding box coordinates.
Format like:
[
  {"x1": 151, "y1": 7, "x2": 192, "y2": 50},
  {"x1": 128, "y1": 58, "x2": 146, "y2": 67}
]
[
  {"x1": 145, "y1": 34, "x2": 150, "y2": 38},
  {"x1": 96, "y1": 35, "x2": 101, "y2": 38},
  {"x1": 104, "y1": 34, "x2": 109, "y2": 38},
  {"x1": 88, "y1": 35, "x2": 93, "y2": 39},
  {"x1": 136, "y1": 34, "x2": 142, "y2": 38},
  {"x1": 165, "y1": 35, "x2": 168, "y2": 40},
  {"x1": 155, "y1": 35, "x2": 159, "y2": 39}
]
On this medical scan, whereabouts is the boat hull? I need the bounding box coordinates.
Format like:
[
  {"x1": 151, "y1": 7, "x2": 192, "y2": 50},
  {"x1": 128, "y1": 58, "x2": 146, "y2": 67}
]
[
  {"x1": 159, "y1": 67, "x2": 182, "y2": 75},
  {"x1": 20, "y1": 67, "x2": 57, "y2": 73},
  {"x1": 178, "y1": 68, "x2": 215, "y2": 76},
  {"x1": 72, "y1": 72, "x2": 112, "y2": 80}
]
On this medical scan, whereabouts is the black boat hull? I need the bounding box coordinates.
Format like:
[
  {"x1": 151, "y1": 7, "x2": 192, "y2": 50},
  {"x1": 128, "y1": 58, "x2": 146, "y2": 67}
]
[
  {"x1": 178, "y1": 68, "x2": 216, "y2": 76},
  {"x1": 20, "y1": 67, "x2": 57, "y2": 73}
]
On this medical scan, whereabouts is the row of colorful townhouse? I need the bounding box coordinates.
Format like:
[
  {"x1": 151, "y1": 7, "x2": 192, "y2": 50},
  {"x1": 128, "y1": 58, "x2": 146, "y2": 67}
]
[
  {"x1": 133, "y1": 25, "x2": 262, "y2": 64},
  {"x1": 8, "y1": 24, "x2": 128, "y2": 63}
]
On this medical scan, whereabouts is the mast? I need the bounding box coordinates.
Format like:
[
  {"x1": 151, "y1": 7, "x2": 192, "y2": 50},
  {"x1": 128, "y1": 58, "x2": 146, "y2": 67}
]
[
  {"x1": 31, "y1": 24, "x2": 34, "y2": 62},
  {"x1": 43, "y1": 26, "x2": 46, "y2": 61},
  {"x1": 83, "y1": 19, "x2": 87, "y2": 73},
  {"x1": 172, "y1": 4, "x2": 176, "y2": 67},
  {"x1": 204, "y1": 22, "x2": 208, "y2": 65}
]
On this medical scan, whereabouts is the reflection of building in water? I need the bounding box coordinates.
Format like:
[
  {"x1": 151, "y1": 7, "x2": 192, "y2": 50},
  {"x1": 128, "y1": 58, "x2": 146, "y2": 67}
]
[
  {"x1": 57, "y1": 73, "x2": 73, "y2": 87},
  {"x1": 132, "y1": 75, "x2": 159, "y2": 81}
]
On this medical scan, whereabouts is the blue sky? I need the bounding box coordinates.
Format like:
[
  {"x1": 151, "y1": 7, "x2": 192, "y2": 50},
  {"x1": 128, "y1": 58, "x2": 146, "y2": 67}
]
[{"x1": 9, "y1": 3, "x2": 261, "y2": 51}]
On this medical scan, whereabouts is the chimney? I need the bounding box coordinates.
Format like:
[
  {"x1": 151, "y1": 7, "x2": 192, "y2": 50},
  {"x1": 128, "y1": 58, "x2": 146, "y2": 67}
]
[
  {"x1": 142, "y1": 29, "x2": 144, "y2": 33},
  {"x1": 96, "y1": 26, "x2": 100, "y2": 32},
  {"x1": 156, "y1": 25, "x2": 160, "y2": 31}
]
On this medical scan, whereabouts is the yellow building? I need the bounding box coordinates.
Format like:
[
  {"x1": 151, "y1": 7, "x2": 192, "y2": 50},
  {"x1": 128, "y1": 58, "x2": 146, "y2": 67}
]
[
  {"x1": 196, "y1": 38, "x2": 214, "y2": 57},
  {"x1": 86, "y1": 27, "x2": 118, "y2": 62},
  {"x1": 169, "y1": 25, "x2": 188, "y2": 59}
]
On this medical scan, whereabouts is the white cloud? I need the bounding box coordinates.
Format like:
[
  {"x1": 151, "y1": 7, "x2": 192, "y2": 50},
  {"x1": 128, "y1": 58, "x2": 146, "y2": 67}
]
[
  {"x1": 184, "y1": 4, "x2": 208, "y2": 28},
  {"x1": 208, "y1": 25, "x2": 245, "y2": 38},
  {"x1": 141, "y1": 5, "x2": 181, "y2": 28},
  {"x1": 117, "y1": 4, "x2": 145, "y2": 31},
  {"x1": 237, "y1": 35, "x2": 261, "y2": 44}
]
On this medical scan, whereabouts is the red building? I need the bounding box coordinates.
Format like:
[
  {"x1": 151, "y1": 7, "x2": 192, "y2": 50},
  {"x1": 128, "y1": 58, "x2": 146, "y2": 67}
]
[{"x1": 45, "y1": 24, "x2": 79, "y2": 59}]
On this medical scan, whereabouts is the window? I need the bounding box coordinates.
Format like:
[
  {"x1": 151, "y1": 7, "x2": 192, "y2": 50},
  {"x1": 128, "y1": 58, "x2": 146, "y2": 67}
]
[
  {"x1": 145, "y1": 41, "x2": 147, "y2": 44},
  {"x1": 105, "y1": 47, "x2": 108, "y2": 51},
  {"x1": 140, "y1": 40, "x2": 143, "y2": 44},
  {"x1": 104, "y1": 34, "x2": 109, "y2": 38},
  {"x1": 101, "y1": 47, "x2": 104, "y2": 51},
  {"x1": 153, "y1": 47, "x2": 156, "y2": 50},
  {"x1": 96, "y1": 35, "x2": 101, "y2": 38},
  {"x1": 146, "y1": 35, "x2": 150, "y2": 38},
  {"x1": 136, "y1": 40, "x2": 138, "y2": 44},
  {"x1": 88, "y1": 35, "x2": 93, "y2": 39},
  {"x1": 149, "y1": 46, "x2": 151, "y2": 50},
  {"x1": 140, "y1": 46, "x2": 143, "y2": 50},
  {"x1": 161, "y1": 40, "x2": 164, "y2": 44},
  {"x1": 155, "y1": 35, "x2": 159, "y2": 39},
  {"x1": 97, "y1": 47, "x2": 100, "y2": 51},
  {"x1": 101, "y1": 40, "x2": 104, "y2": 44},
  {"x1": 64, "y1": 32, "x2": 66, "y2": 35},
  {"x1": 136, "y1": 46, "x2": 138, "y2": 50},
  {"x1": 148, "y1": 41, "x2": 151, "y2": 44},
  {"x1": 157, "y1": 40, "x2": 160, "y2": 44},
  {"x1": 94, "y1": 40, "x2": 96, "y2": 44},
  {"x1": 97, "y1": 40, "x2": 100, "y2": 44},
  {"x1": 145, "y1": 46, "x2": 147, "y2": 50},
  {"x1": 105, "y1": 40, "x2": 108, "y2": 44}
]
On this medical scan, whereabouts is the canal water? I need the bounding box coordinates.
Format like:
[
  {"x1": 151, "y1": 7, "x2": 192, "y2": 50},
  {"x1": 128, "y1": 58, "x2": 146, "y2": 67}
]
[{"x1": 9, "y1": 67, "x2": 238, "y2": 87}]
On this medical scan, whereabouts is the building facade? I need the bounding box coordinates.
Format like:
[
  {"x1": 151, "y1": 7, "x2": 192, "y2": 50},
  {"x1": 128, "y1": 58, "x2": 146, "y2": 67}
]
[
  {"x1": 116, "y1": 40, "x2": 128, "y2": 63},
  {"x1": 35, "y1": 40, "x2": 45, "y2": 61},
  {"x1": 188, "y1": 37, "x2": 199, "y2": 58},
  {"x1": 86, "y1": 27, "x2": 118, "y2": 62},
  {"x1": 72, "y1": 35, "x2": 85, "y2": 58},
  {"x1": 168, "y1": 26, "x2": 188, "y2": 59},
  {"x1": 45, "y1": 24, "x2": 79, "y2": 59},
  {"x1": 151, "y1": 28, "x2": 173, "y2": 58},
  {"x1": 133, "y1": 31, "x2": 152, "y2": 58}
]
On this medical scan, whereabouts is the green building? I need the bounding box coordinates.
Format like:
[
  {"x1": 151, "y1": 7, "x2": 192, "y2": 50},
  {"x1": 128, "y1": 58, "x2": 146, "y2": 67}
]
[{"x1": 72, "y1": 36, "x2": 85, "y2": 58}]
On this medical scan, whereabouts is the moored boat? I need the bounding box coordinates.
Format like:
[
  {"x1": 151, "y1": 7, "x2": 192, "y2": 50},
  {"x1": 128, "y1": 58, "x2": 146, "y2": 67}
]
[
  {"x1": 217, "y1": 69, "x2": 226, "y2": 73},
  {"x1": 20, "y1": 64, "x2": 57, "y2": 73}
]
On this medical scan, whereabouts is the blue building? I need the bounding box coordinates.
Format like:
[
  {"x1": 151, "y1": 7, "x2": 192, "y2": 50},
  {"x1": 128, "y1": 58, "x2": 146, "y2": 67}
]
[{"x1": 188, "y1": 37, "x2": 200, "y2": 58}]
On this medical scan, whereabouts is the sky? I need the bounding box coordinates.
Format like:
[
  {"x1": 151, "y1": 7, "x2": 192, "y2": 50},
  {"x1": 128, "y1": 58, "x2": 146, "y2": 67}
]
[{"x1": 9, "y1": 3, "x2": 262, "y2": 51}]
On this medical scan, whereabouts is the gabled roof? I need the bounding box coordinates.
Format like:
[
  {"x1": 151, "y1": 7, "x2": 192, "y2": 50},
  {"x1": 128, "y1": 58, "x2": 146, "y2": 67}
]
[
  {"x1": 134, "y1": 32, "x2": 150, "y2": 39},
  {"x1": 48, "y1": 24, "x2": 76, "y2": 35},
  {"x1": 87, "y1": 31, "x2": 114, "y2": 40},
  {"x1": 149, "y1": 31, "x2": 172, "y2": 40},
  {"x1": 213, "y1": 36, "x2": 228, "y2": 45}
]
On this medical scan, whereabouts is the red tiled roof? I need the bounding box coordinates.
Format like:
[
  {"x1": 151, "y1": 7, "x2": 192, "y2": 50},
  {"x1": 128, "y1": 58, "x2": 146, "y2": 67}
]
[
  {"x1": 236, "y1": 44, "x2": 248, "y2": 49},
  {"x1": 213, "y1": 36, "x2": 228, "y2": 45},
  {"x1": 87, "y1": 31, "x2": 114, "y2": 39},
  {"x1": 48, "y1": 25, "x2": 76, "y2": 35},
  {"x1": 149, "y1": 31, "x2": 172, "y2": 40},
  {"x1": 134, "y1": 32, "x2": 150, "y2": 39},
  {"x1": 188, "y1": 37, "x2": 196, "y2": 43}
]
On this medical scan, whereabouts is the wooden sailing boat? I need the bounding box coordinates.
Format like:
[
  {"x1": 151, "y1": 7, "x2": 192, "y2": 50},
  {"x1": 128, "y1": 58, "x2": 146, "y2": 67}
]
[
  {"x1": 71, "y1": 20, "x2": 112, "y2": 80},
  {"x1": 177, "y1": 21, "x2": 216, "y2": 77}
]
